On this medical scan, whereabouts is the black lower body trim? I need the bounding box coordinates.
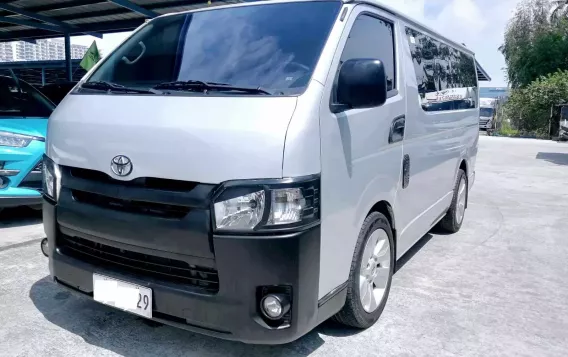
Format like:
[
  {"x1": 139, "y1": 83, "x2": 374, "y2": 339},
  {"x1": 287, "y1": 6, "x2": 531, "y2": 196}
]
[
  {"x1": 318, "y1": 281, "x2": 348, "y2": 307},
  {"x1": 316, "y1": 282, "x2": 348, "y2": 325},
  {"x1": 0, "y1": 195, "x2": 42, "y2": 208}
]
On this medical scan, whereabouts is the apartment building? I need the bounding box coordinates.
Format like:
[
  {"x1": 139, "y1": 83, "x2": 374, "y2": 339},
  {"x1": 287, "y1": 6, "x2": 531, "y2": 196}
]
[{"x1": 0, "y1": 39, "x2": 89, "y2": 62}]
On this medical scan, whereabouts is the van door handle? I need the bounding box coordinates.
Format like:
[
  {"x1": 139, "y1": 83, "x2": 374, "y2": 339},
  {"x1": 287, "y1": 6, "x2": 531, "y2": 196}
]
[{"x1": 389, "y1": 115, "x2": 406, "y2": 144}]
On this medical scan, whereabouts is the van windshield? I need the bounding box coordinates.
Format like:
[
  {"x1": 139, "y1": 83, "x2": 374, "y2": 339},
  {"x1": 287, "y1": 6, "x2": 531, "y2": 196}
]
[
  {"x1": 85, "y1": 1, "x2": 342, "y2": 96},
  {"x1": 0, "y1": 76, "x2": 55, "y2": 118},
  {"x1": 480, "y1": 107, "x2": 494, "y2": 117}
]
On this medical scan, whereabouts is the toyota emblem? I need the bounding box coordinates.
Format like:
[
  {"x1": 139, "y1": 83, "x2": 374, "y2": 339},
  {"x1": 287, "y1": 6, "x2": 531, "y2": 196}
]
[{"x1": 110, "y1": 155, "x2": 133, "y2": 177}]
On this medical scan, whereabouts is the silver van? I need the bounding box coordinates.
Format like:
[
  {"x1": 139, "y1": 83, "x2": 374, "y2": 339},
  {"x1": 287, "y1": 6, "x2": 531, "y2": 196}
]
[{"x1": 43, "y1": 0, "x2": 487, "y2": 344}]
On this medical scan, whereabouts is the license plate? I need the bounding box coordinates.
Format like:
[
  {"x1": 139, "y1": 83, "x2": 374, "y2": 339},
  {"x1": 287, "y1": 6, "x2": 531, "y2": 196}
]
[{"x1": 93, "y1": 273, "x2": 152, "y2": 319}]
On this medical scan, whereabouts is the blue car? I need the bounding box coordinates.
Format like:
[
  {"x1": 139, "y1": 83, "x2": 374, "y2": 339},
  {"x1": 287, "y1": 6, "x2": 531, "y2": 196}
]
[{"x1": 0, "y1": 75, "x2": 54, "y2": 212}]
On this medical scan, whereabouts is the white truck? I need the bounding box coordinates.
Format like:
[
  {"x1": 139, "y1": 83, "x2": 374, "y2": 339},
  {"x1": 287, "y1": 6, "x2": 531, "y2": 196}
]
[{"x1": 479, "y1": 97, "x2": 496, "y2": 130}]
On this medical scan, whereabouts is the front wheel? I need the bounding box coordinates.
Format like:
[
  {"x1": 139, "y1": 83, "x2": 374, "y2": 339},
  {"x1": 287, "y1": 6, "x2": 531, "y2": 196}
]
[{"x1": 333, "y1": 212, "x2": 395, "y2": 328}]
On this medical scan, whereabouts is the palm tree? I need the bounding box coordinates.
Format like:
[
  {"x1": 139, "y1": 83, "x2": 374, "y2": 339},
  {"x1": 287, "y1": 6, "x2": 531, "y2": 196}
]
[{"x1": 550, "y1": 0, "x2": 568, "y2": 23}]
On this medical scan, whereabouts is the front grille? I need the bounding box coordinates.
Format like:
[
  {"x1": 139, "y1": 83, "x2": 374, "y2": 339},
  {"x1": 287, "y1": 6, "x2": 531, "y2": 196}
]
[
  {"x1": 72, "y1": 190, "x2": 190, "y2": 219},
  {"x1": 58, "y1": 235, "x2": 219, "y2": 292},
  {"x1": 69, "y1": 167, "x2": 198, "y2": 192}
]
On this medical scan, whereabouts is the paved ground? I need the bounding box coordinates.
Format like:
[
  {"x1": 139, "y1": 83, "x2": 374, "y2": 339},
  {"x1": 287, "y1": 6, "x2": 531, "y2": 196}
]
[{"x1": 1, "y1": 136, "x2": 568, "y2": 357}]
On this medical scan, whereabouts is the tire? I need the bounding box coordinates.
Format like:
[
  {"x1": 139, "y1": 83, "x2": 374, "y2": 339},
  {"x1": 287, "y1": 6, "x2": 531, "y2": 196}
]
[
  {"x1": 333, "y1": 212, "x2": 395, "y2": 329},
  {"x1": 437, "y1": 169, "x2": 468, "y2": 233}
]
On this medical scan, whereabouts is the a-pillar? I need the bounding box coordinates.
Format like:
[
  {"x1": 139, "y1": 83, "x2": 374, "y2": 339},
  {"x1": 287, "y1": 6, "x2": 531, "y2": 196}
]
[{"x1": 64, "y1": 33, "x2": 72, "y2": 82}]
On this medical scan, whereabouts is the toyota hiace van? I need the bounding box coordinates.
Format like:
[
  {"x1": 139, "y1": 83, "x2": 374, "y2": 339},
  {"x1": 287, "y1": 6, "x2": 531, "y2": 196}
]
[{"x1": 43, "y1": 0, "x2": 488, "y2": 344}]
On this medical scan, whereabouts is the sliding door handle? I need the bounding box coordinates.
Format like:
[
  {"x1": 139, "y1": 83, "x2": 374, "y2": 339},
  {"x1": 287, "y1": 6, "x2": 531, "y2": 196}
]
[{"x1": 389, "y1": 115, "x2": 406, "y2": 144}]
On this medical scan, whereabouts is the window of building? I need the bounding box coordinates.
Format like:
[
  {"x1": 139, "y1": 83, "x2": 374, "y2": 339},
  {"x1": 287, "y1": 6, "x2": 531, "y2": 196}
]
[{"x1": 405, "y1": 27, "x2": 478, "y2": 112}]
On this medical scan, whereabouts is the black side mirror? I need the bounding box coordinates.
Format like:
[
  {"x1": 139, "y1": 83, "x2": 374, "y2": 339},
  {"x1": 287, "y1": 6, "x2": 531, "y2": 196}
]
[{"x1": 333, "y1": 58, "x2": 388, "y2": 113}]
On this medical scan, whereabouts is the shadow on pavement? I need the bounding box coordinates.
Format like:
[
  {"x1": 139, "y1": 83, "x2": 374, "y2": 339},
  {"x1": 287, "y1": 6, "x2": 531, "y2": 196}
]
[
  {"x1": 316, "y1": 320, "x2": 363, "y2": 338},
  {"x1": 395, "y1": 233, "x2": 434, "y2": 273},
  {"x1": 29, "y1": 277, "x2": 327, "y2": 357},
  {"x1": 536, "y1": 152, "x2": 568, "y2": 166},
  {"x1": 0, "y1": 206, "x2": 42, "y2": 228}
]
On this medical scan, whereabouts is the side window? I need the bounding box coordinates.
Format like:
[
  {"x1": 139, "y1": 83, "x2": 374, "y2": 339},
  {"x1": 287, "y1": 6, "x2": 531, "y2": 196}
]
[
  {"x1": 405, "y1": 27, "x2": 478, "y2": 112},
  {"x1": 0, "y1": 77, "x2": 54, "y2": 118},
  {"x1": 339, "y1": 14, "x2": 396, "y2": 92}
]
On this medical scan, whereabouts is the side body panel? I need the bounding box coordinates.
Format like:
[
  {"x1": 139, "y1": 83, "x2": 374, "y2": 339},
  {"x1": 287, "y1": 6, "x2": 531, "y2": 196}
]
[
  {"x1": 282, "y1": 81, "x2": 324, "y2": 178},
  {"x1": 317, "y1": 5, "x2": 405, "y2": 299},
  {"x1": 394, "y1": 21, "x2": 480, "y2": 258}
]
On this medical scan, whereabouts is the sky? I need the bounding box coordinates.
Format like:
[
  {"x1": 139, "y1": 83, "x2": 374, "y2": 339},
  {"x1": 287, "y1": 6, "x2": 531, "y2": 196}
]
[{"x1": 69, "y1": 0, "x2": 524, "y2": 88}]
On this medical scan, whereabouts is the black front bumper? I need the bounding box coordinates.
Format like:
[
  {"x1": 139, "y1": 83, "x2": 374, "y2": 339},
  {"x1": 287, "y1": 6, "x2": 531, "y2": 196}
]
[{"x1": 44, "y1": 200, "x2": 343, "y2": 344}]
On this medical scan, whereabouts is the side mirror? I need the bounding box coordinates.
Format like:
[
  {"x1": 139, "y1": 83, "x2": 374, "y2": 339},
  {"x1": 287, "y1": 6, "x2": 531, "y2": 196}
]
[{"x1": 333, "y1": 58, "x2": 388, "y2": 113}]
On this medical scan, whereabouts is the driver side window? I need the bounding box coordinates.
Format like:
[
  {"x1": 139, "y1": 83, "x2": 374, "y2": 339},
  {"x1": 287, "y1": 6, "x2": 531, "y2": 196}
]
[{"x1": 338, "y1": 14, "x2": 396, "y2": 92}]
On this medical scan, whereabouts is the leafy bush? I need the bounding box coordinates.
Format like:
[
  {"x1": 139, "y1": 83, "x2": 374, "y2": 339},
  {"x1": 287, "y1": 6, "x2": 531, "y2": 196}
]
[
  {"x1": 498, "y1": 121, "x2": 520, "y2": 137},
  {"x1": 504, "y1": 70, "x2": 568, "y2": 134}
]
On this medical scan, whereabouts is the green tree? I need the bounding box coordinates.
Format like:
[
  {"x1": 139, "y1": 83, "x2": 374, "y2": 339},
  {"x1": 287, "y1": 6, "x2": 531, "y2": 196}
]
[
  {"x1": 500, "y1": 0, "x2": 568, "y2": 88},
  {"x1": 504, "y1": 70, "x2": 568, "y2": 134},
  {"x1": 551, "y1": 0, "x2": 568, "y2": 23}
]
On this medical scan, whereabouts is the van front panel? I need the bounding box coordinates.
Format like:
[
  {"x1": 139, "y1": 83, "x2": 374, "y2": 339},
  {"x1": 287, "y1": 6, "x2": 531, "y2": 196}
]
[{"x1": 44, "y1": 0, "x2": 344, "y2": 344}]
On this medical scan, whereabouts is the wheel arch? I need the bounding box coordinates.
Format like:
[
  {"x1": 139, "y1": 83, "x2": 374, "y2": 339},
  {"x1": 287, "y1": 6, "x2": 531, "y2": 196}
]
[
  {"x1": 368, "y1": 200, "x2": 397, "y2": 258},
  {"x1": 458, "y1": 159, "x2": 469, "y2": 208},
  {"x1": 459, "y1": 159, "x2": 468, "y2": 177}
]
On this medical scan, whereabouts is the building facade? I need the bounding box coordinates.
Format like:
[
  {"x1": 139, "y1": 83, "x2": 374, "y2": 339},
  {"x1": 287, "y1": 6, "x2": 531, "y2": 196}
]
[
  {"x1": 0, "y1": 39, "x2": 89, "y2": 62},
  {"x1": 0, "y1": 42, "x2": 14, "y2": 62}
]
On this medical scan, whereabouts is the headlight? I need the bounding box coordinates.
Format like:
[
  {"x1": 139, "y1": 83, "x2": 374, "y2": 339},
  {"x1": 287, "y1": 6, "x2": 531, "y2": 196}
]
[
  {"x1": 214, "y1": 190, "x2": 265, "y2": 230},
  {"x1": 42, "y1": 155, "x2": 60, "y2": 201},
  {"x1": 213, "y1": 176, "x2": 320, "y2": 232},
  {"x1": 0, "y1": 131, "x2": 40, "y2": 147}
]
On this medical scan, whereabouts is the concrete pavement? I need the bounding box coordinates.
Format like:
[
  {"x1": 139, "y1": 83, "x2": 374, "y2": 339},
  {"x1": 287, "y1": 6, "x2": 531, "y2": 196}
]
[{"x1": 1, "y1": 135, "x2": 568, "y2": 356}]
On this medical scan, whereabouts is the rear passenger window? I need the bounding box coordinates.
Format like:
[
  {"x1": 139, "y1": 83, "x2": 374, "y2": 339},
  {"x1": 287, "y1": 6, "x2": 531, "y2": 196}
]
[
  {"x1": 405, "y1": 27, "x2": 478, "y2": 112},
  {"x1": 339, "y1": 14, "x2": 396, "y2": 92}
]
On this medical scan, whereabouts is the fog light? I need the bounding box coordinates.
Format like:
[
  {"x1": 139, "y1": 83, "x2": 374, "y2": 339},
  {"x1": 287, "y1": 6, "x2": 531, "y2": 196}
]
[
  {"x1": 0, "y1": 176, "x2": 5, "y2": 188},
  {"x1": 261, "y1": 294, "x2": 290, "y2": 320}
]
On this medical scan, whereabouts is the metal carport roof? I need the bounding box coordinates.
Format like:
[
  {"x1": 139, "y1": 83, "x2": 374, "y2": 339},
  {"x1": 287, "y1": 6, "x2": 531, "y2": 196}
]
[
  {"x1": 0, "y1": 0, "x2": 239, "y2": 43},
  {"x1": 0, "y1": 59, "x2": 86, "y2": 84}
]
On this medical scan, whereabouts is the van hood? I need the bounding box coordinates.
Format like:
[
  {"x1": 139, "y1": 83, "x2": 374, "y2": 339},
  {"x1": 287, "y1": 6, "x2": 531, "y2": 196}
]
[{"x1": 48, "y1": 94, "x2": 298, "y2": 184}]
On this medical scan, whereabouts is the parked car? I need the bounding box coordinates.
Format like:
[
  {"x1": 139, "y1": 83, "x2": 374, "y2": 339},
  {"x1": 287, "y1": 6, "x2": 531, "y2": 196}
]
[
  {"x1": 0, "y1": 75, "x2": 54, "y2": 213},
  {"x1": 43, "y1": 0, "x2": 482, "y2": 344},
  {"x1": 38, "y1": 81, "x2": 78, "y2": 105}
]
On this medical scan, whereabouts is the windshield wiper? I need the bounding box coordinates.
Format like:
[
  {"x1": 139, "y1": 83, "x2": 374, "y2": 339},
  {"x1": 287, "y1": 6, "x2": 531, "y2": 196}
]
[
  {"x1": 153, "y1": 80, "x2": 272, "y2": 95},
  {"x1": 81, "y1": 81, "x2": 156, "y2": 94}
]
